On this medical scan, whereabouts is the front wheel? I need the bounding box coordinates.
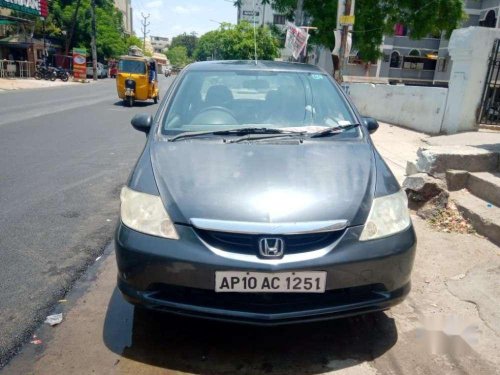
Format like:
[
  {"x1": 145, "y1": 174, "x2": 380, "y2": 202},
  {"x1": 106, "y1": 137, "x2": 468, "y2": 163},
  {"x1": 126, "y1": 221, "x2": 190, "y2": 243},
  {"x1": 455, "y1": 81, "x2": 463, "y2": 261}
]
[{"x1": 34, "y1": 71, "x2": 42, "y2": 80}]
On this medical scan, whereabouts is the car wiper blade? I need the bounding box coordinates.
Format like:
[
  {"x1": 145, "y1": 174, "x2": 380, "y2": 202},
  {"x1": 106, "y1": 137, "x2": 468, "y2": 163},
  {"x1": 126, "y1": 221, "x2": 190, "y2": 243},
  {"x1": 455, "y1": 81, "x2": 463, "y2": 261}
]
[
  {"x1": 168, "y1": 127, "x2": 301, "y2": 142},
  {"x1": 226, "y1": 132, "x2": 306, "y2": 144},
  {"x1": 308, "y1": 123, "x2": 360, "y2": 138}
]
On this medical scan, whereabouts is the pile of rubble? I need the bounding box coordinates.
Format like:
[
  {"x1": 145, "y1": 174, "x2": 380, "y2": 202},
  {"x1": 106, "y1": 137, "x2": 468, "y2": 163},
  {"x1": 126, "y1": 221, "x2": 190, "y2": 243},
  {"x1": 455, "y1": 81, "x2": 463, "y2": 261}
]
[{"x1": 402, "y1": 173, "x2": 475, "y2": 234}]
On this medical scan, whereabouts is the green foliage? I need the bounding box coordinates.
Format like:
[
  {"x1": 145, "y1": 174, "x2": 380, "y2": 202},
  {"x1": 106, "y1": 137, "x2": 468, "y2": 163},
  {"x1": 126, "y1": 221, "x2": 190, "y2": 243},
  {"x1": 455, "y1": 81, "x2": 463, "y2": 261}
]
[
  {"x1": 166, "y1": 46, "x2": 190, "y2": 68},
  {"x1": 32, "y1": 0, "x2": 131, "y2": 59},
  {"x1": 269, "y1": 0, "x2": 465, "y2": 62},
  {"x1": 170, "y1": 32, "x2": 199, "y2": 58},
  {"x1": 194, "y1": 22, "x2": 280, "y2": 61}
]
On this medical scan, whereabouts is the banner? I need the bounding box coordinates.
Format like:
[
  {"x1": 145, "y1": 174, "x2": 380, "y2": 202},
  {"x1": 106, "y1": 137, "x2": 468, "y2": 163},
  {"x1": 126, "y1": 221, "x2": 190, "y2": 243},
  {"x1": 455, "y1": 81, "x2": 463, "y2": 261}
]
[
  {"x1": 285, "y1": 22, "x2": 309, "y2": 60},
  {"x1": 72, "y1": 48, "x2": 87, "y2": 80},
  {"x1": 0, "y1": 0, "x2": 48, "y2": 18}
]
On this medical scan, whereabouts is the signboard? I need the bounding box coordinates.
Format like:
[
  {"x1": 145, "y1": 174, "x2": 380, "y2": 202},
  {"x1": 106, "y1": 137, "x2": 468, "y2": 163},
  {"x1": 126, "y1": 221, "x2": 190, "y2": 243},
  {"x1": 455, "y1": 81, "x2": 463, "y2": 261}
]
[
  {"x1": 336, "y1": 0, "x2": 355, "y2": 30},
  {"x1": 339, "y1": 15, "x2": 355, "y2": 26},
  {"x1": 72, "y1": 48, "x2": 87, "y2": 80},
  {"x1": 0, "y1": 0, "x2": 48, "y2": 18},
  {"x1": 285, "y1": 22, "x2": 309, "y2": 60}
]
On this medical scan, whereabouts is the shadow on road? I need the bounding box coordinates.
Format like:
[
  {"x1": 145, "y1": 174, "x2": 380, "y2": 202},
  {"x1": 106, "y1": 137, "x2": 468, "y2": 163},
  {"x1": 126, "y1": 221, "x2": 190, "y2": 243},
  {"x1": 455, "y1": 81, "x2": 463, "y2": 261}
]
[
  {"x1": 103, "y1": 288, "x2": 398, "y2": 374},
  {"x1": 112, "y1": 101, "x2": 158, "y2": 108}
]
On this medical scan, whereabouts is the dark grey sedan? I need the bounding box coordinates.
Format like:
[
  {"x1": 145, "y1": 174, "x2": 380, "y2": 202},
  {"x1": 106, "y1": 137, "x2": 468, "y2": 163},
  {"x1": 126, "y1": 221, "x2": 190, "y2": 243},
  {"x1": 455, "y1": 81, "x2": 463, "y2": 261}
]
[{"x1": 115, "y1": 60, "x2": 416, "y2": 325}]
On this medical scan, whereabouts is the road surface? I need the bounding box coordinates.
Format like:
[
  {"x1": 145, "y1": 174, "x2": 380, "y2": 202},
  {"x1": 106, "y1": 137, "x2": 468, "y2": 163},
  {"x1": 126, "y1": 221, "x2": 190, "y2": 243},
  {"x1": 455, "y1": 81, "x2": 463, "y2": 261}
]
[{"x1": 0, "y1": 76, "x2": 173, "y2": 366}]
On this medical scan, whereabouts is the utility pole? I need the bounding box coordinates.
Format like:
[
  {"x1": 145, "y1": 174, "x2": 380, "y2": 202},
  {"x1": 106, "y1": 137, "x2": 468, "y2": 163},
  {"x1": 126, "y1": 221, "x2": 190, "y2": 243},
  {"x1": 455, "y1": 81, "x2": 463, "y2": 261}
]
[
  {"x1": 141, "y1": 13, "x2": 150, "y2": 53},
  {"x1": 90, "y1": 0, "x2": 98, "y2": 80},
  {"x1": 338, "y1": 0, "x2": 354, "y2": 82},
  {"x1": 294, "y1": 0, "x2": 305, "y2": 62}
]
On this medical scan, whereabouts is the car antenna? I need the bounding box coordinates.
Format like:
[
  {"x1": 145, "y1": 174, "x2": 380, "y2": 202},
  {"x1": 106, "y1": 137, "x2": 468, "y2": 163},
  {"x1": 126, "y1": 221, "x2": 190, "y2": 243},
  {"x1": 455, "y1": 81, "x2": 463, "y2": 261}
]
[{"x1": 252, "y1": 0, "x2": 258, "y2": 65}]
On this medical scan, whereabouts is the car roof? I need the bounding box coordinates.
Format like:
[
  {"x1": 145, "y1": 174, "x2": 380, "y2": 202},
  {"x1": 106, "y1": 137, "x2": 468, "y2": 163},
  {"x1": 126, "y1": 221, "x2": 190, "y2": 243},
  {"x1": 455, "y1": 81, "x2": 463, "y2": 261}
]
[{"x1": 185, "y1": 60, "x2": 325, "y2": 74}]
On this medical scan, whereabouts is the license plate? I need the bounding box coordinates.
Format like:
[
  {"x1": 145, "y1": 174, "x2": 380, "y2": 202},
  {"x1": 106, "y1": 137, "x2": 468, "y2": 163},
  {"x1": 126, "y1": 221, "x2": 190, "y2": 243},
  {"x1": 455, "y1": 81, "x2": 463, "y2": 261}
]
[{"x1": 215, "y1": 271, "x2": 326, "y2": 293}]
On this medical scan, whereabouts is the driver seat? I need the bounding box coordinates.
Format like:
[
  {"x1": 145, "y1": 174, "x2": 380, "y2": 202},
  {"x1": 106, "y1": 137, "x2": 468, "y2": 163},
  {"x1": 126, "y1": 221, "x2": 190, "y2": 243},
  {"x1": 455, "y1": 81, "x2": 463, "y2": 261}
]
[{"x1": 204, "y1": 85, "x2": 233, "y2": 108}]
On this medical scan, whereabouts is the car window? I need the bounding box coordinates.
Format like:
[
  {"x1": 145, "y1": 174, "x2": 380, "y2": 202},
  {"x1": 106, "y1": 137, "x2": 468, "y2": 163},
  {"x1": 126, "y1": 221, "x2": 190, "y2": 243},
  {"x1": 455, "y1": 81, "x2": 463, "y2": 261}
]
[
  {"x1": 162, "y1": 70, "x2": 357, "y2": 135},
  {"x1": 118, "y1": 60, "x2": 146, "y2": 74}
]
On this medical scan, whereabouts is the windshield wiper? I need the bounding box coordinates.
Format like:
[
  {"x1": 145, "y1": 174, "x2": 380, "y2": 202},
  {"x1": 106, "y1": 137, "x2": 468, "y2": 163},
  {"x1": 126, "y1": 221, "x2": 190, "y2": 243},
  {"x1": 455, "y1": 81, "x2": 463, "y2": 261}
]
[
  {"x1": 168, "y1": 127, "x2": 302, "y2": 142},
  {"x1": 308, "y1": 123, "x2": 360, "y2": 138}
]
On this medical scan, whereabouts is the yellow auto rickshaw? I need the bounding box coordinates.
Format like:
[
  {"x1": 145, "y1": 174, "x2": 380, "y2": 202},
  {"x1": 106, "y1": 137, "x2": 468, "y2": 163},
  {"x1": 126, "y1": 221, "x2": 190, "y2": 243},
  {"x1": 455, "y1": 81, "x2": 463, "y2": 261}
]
[{"x1": 116, "y1": 53, "x2": 160, "y2": 107}]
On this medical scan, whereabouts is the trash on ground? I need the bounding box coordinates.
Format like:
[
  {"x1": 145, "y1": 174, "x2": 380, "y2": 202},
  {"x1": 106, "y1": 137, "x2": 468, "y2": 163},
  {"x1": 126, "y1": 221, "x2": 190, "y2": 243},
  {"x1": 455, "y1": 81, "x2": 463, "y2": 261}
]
[
  {"x1": 44, "y1": 313, "x2": 63, "y2": 326},
  {"x1": 58, "y1": 299, "x2": 67, "y2": 303},
  {"x1": 427, "y1": 202, "x2": 475, "y2": 234},
  {"x1": 450, "y1": 273, "x2": 466, "y2": 281},
  {"x1": 30, "y1": 339, "x2": 43, "y2": 345},
  {"x1": 96, "y1": 256, "x2": 102, "y2": 261}
]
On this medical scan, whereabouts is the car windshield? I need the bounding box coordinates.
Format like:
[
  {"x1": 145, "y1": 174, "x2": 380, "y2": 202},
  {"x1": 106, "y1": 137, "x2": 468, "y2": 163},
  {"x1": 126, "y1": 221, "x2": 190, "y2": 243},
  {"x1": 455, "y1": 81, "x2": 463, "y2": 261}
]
[
  {"x1": 161, "y1": 70, "x2": 358, "y2": 137},
  {"x1": 118, "y1": 60, "x2": 146, "y2": 74}
]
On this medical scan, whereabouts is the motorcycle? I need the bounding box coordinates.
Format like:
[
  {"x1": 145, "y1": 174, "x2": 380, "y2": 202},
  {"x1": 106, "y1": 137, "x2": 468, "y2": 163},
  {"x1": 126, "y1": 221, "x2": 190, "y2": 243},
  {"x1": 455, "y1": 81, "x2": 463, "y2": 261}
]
[
  {"x1": 34, "y1": 64, "x2": 54, "y2": 80},
  {"x1": 52, "y1": 67, "x2": 70, "y2": 82}
]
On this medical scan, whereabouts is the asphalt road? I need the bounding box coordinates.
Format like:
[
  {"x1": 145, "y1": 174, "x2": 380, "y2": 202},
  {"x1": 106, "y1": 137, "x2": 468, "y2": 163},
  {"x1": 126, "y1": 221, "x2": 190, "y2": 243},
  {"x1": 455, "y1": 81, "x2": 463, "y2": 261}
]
[{"x1": 0, "y1": 76, "x2": 174, "y2": 366}]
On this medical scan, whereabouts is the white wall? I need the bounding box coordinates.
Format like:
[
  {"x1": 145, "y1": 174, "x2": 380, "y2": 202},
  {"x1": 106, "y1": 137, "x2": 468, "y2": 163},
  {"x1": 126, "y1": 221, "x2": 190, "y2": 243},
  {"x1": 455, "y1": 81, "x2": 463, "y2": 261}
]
[
  {"x1": 441, "y1": 27, "x2": 500, "y2": 133},
  {"x1": 346, "y1": 83, "x2": 448, "y2": 134}
]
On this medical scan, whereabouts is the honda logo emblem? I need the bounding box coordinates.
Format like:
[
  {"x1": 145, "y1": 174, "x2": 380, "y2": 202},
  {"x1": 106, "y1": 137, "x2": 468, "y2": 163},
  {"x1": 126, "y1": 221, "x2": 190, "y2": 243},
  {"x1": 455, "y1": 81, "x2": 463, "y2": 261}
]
[{"x1": 259, "y1": 237, "x2": 285, "y2": 258}]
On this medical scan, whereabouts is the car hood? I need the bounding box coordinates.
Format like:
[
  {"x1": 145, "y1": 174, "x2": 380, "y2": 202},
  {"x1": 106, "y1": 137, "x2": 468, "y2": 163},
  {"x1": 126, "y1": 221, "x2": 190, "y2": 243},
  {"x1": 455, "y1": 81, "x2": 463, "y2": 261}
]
[{"x1": 150, "y1": 140, "x2": 375, "y2": 226}]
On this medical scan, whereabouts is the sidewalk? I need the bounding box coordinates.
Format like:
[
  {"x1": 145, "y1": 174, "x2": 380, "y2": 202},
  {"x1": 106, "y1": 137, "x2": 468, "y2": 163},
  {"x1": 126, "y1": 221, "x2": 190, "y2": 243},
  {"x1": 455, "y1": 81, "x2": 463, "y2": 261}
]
[
  {"x1": 372, "y1": 122, "x2": 500, "y2": 182},
  {"x1": 0, "y1": 78, "x2": 87, "y2": 91},
  {"x1": 371, "y1": 122, "x2": 429, "y2": 182}
]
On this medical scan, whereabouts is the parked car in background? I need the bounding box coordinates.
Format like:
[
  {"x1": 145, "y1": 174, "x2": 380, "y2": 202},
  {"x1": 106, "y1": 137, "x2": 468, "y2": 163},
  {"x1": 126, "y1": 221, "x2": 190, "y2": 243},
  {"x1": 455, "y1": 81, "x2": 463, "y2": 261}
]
[
  {"x1": 115, "y1": 60, "x2": 416, "y2": 325},
  {"x1": 109, "y1": 63, "x2": 118, "y2": 78},
  {"x1": 86, "y1": 62, "x2": 107, "y2": 79}
]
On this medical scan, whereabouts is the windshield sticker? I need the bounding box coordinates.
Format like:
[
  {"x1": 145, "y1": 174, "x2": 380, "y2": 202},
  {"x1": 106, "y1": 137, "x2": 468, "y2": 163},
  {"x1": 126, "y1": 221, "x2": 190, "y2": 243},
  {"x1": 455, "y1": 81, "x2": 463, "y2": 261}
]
[{"x1": 311, "y1": 74, "x2": 323, "y2": 80}]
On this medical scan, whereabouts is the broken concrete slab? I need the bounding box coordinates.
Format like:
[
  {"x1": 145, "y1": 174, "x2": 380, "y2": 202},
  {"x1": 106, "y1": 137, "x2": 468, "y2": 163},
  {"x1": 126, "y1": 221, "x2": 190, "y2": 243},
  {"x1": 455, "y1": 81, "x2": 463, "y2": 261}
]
[
  {"x1": 452, "y1": 190, "x2": 500, "y2": 246},
  {"x1": 414, "y1": 146, "x2": 499, "y2": 177},
  {"x1": 402, "y1": 173, "x2": 447, "y2": 202},
  {"x1": 446, "y1": 170, "x2": 469, "y2": 191}
]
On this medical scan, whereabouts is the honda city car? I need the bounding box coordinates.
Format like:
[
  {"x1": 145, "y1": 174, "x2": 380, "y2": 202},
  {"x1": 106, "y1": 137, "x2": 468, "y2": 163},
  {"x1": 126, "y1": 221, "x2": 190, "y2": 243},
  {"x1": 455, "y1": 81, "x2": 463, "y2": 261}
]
[{"x1": 115, "y1": 60, "x2": 416, "y2": 325}]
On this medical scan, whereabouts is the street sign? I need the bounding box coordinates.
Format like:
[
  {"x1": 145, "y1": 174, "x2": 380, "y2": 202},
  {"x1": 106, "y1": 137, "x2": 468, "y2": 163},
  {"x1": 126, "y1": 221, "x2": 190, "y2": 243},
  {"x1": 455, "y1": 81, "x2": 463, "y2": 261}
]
[
  {"x1": 72, "y1": 48, "x2": 87, "y2": 80},
  {"x1": 285, "y1": 22, "x2": 310, "y2": 60},
  {"x1": 0, "y1": 0, "x2": 48, "y2": 17},
  {"x1": 339, "y1": 15, "x2": 355, "y2": 26}
]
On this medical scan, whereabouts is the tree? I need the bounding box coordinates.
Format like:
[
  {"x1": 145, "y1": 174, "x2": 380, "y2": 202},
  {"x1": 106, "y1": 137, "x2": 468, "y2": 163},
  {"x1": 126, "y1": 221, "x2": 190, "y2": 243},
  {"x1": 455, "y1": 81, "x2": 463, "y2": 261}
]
[
  {"x1": 32, "y1": 0, "x2": 131, "y2": 59},
  {"x1": 166, "y1": 46, "x2": 190, "y2": 67},
  {"x1": 194, "y1": 22, "x2": 280, "y2": 61},
  {"x1": 170, "y1": 32, "x2": 199, "y2": 58},
  {"x1": 252, "y1": 0, "x2": 465, "y2": 62}
]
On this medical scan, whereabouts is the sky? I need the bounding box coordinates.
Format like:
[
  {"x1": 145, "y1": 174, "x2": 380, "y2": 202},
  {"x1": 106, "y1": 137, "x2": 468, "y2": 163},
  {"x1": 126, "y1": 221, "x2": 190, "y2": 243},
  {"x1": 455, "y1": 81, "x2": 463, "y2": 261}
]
[{"x1": 131, "y1": 0, "x2": 238, "y2": 40}]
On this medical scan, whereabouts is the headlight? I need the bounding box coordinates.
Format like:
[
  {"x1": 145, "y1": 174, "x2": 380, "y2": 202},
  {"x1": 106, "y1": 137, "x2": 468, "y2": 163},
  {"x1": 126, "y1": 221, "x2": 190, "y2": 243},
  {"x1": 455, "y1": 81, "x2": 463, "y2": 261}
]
[
  {"x1": 360, "y1": 190, "x2": 411, "y2": 241},
  {"x1": 120, "y1": 186, "x2": 179, "y2": 239}
]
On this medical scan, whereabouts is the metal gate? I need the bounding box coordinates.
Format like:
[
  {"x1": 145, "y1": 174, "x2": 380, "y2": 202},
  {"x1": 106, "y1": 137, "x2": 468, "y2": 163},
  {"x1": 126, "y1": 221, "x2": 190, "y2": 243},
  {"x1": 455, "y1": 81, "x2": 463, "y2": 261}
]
[{"x1": 478, "y1": 39, "x2": 500, "y2": 125}]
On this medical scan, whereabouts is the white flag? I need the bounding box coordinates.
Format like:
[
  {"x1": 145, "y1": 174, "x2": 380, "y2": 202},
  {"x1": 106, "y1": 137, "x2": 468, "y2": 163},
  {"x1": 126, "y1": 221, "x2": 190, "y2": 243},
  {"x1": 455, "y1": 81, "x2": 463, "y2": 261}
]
[{"x1": 285, "y1": 22, "x2": 310, "y2": 59}]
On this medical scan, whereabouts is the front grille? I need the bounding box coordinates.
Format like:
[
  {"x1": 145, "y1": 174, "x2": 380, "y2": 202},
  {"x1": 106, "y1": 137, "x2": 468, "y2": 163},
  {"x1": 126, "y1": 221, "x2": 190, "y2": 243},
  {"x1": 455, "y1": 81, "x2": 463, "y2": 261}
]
[
  {"x1": 195, "y1": 229, "x2": 345, "y2": 256},
  {"x1": 148, "y1": 284, "x2": 386, "y2": 314}
]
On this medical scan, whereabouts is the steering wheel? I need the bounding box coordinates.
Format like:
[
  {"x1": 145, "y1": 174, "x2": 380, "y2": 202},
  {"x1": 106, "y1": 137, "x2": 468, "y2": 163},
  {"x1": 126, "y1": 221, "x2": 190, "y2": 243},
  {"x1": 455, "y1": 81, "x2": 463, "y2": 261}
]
[{"x1": 190, "y1": 106, "x2": 238, "y2": 125}]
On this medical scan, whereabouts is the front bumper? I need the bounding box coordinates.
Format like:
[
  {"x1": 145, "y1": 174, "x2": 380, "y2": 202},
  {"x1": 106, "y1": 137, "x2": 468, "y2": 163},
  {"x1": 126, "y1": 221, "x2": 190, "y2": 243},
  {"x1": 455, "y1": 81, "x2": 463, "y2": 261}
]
[{"x1": 115, "y1": 222, "x2": 416, "y2": 325}]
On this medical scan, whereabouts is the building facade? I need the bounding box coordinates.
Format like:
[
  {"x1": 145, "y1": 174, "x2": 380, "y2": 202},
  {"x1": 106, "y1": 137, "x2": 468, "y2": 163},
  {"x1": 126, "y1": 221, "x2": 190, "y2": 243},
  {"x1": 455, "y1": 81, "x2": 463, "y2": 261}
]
[
  {"x1": 237, "y1": 0, "x2": 287, "y2": 29},
  {"x1": 150, "y1": 35, "x2": 170, "y2": 54},
  {"x1": 343, "y1": 0, "x2": 500, "y2": 85},
  {"x1": 114, "y1": 0, "x2": 133, "y2": 35}
]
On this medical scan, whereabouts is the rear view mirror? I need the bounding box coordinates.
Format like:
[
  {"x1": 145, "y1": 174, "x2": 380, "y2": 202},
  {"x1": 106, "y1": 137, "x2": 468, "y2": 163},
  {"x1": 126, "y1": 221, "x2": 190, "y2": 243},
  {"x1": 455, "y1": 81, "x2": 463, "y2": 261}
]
[
  {"x1": 131, "y1": 114, "x2": 153, "y2": 134},
  {"x1": 363, "y1": 117, "x2": 379, "y2": 134}
]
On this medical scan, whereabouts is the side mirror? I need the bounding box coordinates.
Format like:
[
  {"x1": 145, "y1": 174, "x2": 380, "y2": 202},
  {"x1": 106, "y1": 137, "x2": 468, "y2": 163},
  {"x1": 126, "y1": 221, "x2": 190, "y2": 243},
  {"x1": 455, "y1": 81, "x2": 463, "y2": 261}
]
[
  {"x1": 363, "y1": 117, "x2": 379, "y2": 134},
  {"x1": 131, "y1": 114, "x2": 153, "y2": 134}
]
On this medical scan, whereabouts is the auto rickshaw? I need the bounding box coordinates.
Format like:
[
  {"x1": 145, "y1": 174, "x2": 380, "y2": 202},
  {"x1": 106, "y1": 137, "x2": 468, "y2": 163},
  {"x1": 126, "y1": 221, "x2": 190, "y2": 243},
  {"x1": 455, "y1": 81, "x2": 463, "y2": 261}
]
[{"x1": 116, "y1": 54, "x2": 160, "y2": 107}]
